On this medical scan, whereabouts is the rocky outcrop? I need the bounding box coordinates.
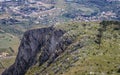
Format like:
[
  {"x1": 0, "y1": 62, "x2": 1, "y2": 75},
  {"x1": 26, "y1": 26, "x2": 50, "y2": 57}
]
[{"x1": 2, "y1": 26, "x2": 72, "y2": 75}]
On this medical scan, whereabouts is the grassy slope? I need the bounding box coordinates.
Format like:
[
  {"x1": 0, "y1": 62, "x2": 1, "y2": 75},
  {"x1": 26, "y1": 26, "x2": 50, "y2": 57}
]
[
  {"x1": 0, "y1": 31, "x2": 20, "y2": 74},
  {"x1": 26, "y1": 21, "x2": 120, "y2": 75},
  {"x1": 0, "y1": 31, "x2": 20, "y2": 53},
  {"x1": 0, "y1": 57, "x2": 16, "y2": 75}
]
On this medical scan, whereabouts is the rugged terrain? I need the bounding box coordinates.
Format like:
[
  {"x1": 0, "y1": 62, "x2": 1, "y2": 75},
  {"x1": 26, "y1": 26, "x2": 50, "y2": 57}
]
[
  {"x1": 0, "y1": 0, "x2": 120, "y2": 75},
  {"x1": 2, "y1": 26, "x2": 68, "y2": 75},
  {"x1": 1, "y1": 21, "x2": 120, "y2": 75}
]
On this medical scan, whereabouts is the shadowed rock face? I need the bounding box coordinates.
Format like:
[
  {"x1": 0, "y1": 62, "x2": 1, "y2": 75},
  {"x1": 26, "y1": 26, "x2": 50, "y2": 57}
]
[{"x1": 2, "y1": 27, "x2": 71, "y2": 75}]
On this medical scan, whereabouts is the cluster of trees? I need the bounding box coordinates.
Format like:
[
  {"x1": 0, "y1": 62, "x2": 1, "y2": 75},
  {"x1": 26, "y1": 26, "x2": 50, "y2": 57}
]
[{"x1": 95, "y1": 20, "x2": 120, "y2": 45}]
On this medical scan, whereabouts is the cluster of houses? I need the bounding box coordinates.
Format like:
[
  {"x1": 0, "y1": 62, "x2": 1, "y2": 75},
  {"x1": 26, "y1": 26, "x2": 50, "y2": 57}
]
[{"x1": 72, "y1": 11, "x2": 117, "y2": 22}]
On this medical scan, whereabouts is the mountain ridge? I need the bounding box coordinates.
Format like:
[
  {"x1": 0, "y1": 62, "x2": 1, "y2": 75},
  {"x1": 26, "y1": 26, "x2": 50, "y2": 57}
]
[{"x1": 2, "y1": 21, "x2": 120, "y2": 75}]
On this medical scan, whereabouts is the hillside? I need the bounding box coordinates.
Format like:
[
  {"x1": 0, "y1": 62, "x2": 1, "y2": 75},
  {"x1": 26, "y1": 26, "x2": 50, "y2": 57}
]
[
  {"x1": 0, "y1": 0, "x2": 120, "y2": 26},
  {"x1": 0, "y1": 29, "x2": 20, "y2": 74},
  {"x1": 0, "y1": 0, "x2": 119, "y2": 39},
  {"x1": 0, "y1": 0, "x2": 120, "y2": 75},
  {"x1": 25, "y1": 21, "x2": 120, "y2": 75},
  {"x1": 2, "y1": 21, "x2": 120, "y2": 75}
]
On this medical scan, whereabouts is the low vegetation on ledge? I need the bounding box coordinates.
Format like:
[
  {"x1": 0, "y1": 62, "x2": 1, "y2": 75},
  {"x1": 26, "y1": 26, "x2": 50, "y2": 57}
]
[{"x1": 25, "y1": 21, "x2": 120, "y2": 75}]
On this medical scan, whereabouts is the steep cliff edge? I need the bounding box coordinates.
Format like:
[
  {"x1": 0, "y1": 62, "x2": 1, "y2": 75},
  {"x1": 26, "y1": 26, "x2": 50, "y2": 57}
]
[
  {"x1": 2, "y1": 21, "x2": 120, "y2": 75},
  {"x1": 2, "y1": 26, "x2": 72, "y2": 75}
]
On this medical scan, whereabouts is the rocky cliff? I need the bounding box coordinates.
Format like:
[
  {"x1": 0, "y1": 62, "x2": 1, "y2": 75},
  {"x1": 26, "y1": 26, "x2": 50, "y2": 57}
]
[
  {"x1": 2, "y1": 21, "x2": 120, "y2": 75},
  {"x1": 2, "y1": 26, "x2": 72, "y2": 75}
]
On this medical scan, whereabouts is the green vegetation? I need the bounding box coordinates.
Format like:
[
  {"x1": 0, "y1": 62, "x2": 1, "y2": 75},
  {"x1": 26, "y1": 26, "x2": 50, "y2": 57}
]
[
  {"x1": 0, "y1": 0, "x2": 120, "y2": 74},
  {"x1": 0, "y1": 31, "x2": 19, "y2": 74},
  {"x1": 26, "y1": 21, "x2": 120, "y2": 75},
  {"x1": 0, "y1": 32, "x2": 19, "y2": 53},
  {"x1": 0, "y1": 57, "x2": 16, "y2": 74},
  {"x1": 0, "y1": 57, "x2": 15, "y2": 68},
  {"x1": 62, "y1": 3, "x2": 98, "y2": 18},
  {"x1": 61, "y1": 0, "x2": 119, "y2": 19}
]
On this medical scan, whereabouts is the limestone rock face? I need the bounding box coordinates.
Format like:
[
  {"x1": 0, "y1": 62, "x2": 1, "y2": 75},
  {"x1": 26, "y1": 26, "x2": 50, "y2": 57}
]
[{"x1": 2, "y1": 27, "x2": 71, "y2": 75}]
